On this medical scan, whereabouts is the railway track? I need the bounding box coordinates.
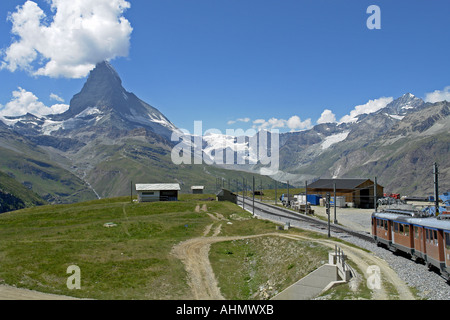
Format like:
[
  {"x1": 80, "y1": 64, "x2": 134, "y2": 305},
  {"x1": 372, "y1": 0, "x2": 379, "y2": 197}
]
[{"x1": 237, "y1": 196, "x2": 374, "y2": 243}]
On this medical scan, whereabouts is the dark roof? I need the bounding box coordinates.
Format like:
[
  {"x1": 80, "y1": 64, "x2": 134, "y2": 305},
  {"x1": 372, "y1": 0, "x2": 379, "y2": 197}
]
[
  {"x1": 216, "y1": 189, "x2": 236, "y2": 196},
  {"x1": 307, "y1": 179, "x2": 371, "y2": 190}
]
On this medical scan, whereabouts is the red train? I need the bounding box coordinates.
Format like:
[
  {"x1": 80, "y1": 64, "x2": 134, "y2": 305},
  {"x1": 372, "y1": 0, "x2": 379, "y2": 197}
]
[{"x1": 372, "y1": 210, "x2": 450, "y2": 280}]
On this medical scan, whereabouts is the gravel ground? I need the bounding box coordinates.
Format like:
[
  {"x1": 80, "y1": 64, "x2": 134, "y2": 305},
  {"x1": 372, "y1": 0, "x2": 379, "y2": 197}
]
[{"x1": 248, "y1": 202, "x2": 450, "y2": 300}]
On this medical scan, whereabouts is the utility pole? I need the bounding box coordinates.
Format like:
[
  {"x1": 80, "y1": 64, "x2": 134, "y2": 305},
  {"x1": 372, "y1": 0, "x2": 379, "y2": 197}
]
[
  {"x1": 434, "y1": 162, "x2": 439, "y2": 215},
  {"x1": 242, "y1": 177, "x2": 245, "y2": 211},
  {"x1": 252, "y1": 176, "x2": 255, "y2": 216},
  {"x1": 334, "y1": 182, "x2": 338, "y2": 224},
  {"x1": 287, "y1": 180, "x2": 290, "y2": 208},
  {"x1": 305, "y1": 180, "x2": 308, "y2": 215},
  {"x1": 374, "y1": 177, "x2": 378, "y2": 212},
  {"x1": 326, "y1": 192, "x2": 331, "y2": 238},
  {"x1": 275, "y1": 181, "x2": 277, "y2": 205},
  {"x1": 260, "y1": 179, "x2": 263, "y2": 202}
]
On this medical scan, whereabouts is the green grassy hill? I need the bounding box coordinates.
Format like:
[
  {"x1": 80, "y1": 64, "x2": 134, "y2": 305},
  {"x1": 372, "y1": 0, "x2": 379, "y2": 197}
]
[
  {"x1": 0, "y1": 170, "x2": 46, "y2": 213},
  {"x1": 0, "y1": 195, "x2": 330, "y2": 300},
  {"x1": 0, "y1": 126, "x2": 98, "y2": 204}
]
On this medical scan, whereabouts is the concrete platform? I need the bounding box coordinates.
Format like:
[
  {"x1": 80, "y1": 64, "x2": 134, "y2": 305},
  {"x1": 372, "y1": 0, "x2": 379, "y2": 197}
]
[{"x1": 272, "y1": 264, "x2": 341, "y2": 300}]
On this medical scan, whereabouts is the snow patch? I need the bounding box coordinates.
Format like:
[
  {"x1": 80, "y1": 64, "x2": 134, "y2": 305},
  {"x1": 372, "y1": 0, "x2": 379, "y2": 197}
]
[
  {"x1": 321, "y1": 131, "x2": 350, "y2": 150},
  {"x1": 75, "y1": 107, "x2": 102, "y2": 118},
  {"x1": 203, "y1": 133, "x2": 253, "y2": 162},
  {"x1": 41, "y1": 119, "x2": 63, "y2": 135},
  {"x1": 386, "y1": 114, "x2": 404, "y2": 120},
  {"x1": 0, "y1": 116, "x2": 20, "y2": 126}
]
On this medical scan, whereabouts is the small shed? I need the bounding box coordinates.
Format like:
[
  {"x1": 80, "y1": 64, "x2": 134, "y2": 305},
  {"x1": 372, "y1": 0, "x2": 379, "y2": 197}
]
[
  {"x1": 191, "y1": 186, "x2": 205, "y2": 194},
  {"x1": 136, "y1": 183, "x2": 181, "y2": 202},
  {"x1": 216, "y1": 189, "x2": 237, "y2": 204},
  {"x1": 307, "y1": 179, "x2": 383, "y2": 209}
]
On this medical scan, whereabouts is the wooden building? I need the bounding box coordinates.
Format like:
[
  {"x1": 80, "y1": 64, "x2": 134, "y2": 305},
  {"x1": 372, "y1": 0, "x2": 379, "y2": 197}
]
[
  {"x1": 307, "y1": 179, "x2": 383, "y2": 209},
  {"x1": 216, "y1": 189, "x2": 237, "y2": 204},
  {"x1": 191, "y1": 186, "x2": 205, "y2": 194},
  {"x1": 136, "y1": 183, "x2": 180, "y2": 202}
]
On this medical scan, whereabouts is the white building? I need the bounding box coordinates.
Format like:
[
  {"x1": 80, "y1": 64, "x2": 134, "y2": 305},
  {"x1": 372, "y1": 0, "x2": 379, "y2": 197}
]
[
  {"x1": 135, "y1": 184, "x2": 181, "y2": 202},
  {"x1": 191, "y1": 186, "x2": 205, "y2": 194}
]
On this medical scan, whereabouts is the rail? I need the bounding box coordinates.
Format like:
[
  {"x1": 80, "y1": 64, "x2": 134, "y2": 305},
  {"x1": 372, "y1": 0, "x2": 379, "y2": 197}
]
[{"x1": 238, "y1": 196, "x2": 374, "y2": 243}]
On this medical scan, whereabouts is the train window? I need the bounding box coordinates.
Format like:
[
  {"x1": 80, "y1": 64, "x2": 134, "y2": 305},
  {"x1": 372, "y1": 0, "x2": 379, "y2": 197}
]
[
  {"x1": 404, "y1": 225, "x2": 409, "y2": 236},
  {"x1": 426, "y1": 229, "x2": 430, "y2": 242},
  {"x1": 414, "y1": 226, "x2": 419, "y2": 239},
  {"x1": 394, "y1": 223, "x2": 398, "y2": 233},
  {"x1": 434, "y1": 230, "x2": 438, "y2": 245},
  {"x1": 384, "y1": 220, "x2": 388, "y2": 231},
  {"x1": 399, "y1": 224, "x2": 404, "y2": 234}
]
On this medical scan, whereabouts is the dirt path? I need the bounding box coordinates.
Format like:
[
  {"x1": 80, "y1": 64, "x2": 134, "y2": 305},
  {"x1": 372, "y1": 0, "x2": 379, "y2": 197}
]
[
  {"x1": 0, "y1": 285, "x2": 80, "y2": 300},
  {"x1": 172, "y1": 223, "x2": 416, "y2": 300},
  {"x1": 172, "y1": 224, "x2": 269, "y2": 300}
]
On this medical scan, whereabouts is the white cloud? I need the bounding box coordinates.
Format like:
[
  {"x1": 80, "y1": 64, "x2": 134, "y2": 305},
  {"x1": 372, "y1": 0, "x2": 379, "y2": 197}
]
[
  {"x1": 286, "y1": 116, "x2": 312, "y2": 131},
  {"x1": 339, "y1": 97, "x2": 393, "y2": 123},
  {"x1": 50, "y1": 93, "x2": 64, "y2": 102},
  {"x1": 317, "y1": 109, "x2": 337, "y2": 124},
  {"x1": 0, "y1": 87, "x2": 69, "y2": 117},
  {"x1": 1, "y1": 0, "x2": 132, "y2": 78},
  {"x1": 424, "y1": 86, "x2": 450, "y2": 103},
  {"x1": 252, "y1": 116, "x2": 312, "y2": 132},
  {"x1": 227, "y1": 117, "x2": 251, "y2": 125}
]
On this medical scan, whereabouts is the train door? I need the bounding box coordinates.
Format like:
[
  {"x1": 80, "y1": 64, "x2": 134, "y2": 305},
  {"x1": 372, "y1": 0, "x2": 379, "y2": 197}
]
[
  {"x1": 413, "y1": 225, "x2": 424, "y2": 257},
  {"x1": 372, "y1": 217, "x2": 377, "y2": 237},
  {"x1": 391, "y1": 221, "x2": 396, "y2": 245},
  {"x1": 445, "y1": 232, "x2": 450, "y2": 271}
]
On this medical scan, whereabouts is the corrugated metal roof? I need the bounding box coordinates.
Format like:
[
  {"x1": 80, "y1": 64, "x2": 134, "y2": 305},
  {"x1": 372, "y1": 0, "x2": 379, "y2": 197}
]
[
  {"x1": 136, "y1": 183, "x2": 181, "y2": 191},
  {"x1": 308, "y1": 179, "x2": 372, "y2": 190},
  {"x1": 191, "y1": 186, "x2": 205, "y2": 190}
]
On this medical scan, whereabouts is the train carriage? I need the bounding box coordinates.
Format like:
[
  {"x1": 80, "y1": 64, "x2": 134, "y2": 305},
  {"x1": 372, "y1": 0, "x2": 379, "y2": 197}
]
[{"x1": 372, "y1": 211, "x2": 450, "y2": 280}]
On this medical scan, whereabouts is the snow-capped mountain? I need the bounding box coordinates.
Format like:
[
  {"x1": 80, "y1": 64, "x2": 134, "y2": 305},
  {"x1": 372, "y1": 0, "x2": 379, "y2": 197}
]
[
  {"x1": 0, "y1": 61, "x2": 276, "y2": 202},
  {"x1": 376, "y1": 93, "x2": 425, "y2": 119},
  {"x1": 2, "y1": 61, "x2": 179, "y2": 141},
  {"x1": 274, "y1": 94, "x2": 449, "y2": 195}
]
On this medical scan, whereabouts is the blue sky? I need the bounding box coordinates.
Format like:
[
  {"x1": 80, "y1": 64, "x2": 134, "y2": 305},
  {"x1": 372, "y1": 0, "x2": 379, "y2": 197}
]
[{"x1": 0, "y1": 0, "x2": 449, "y2": 133}]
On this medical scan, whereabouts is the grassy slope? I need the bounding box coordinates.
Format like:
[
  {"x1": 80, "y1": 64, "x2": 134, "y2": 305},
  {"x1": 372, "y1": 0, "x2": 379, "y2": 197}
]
[
  {"x1": 0, "y1": 145, "x2": 97, "y2": 204},
  {"x1": 0, "y1": 194, "x2": 331, "y2": 300},
  {"x1": 0, "y1": 170, "x2": 46, "y2": 213}
]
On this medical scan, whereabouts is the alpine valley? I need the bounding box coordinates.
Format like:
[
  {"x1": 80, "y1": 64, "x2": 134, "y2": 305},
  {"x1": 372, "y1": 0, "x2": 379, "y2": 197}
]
[{"x1": 0, "y1": 61, "x2": 448, "y2": 210}]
